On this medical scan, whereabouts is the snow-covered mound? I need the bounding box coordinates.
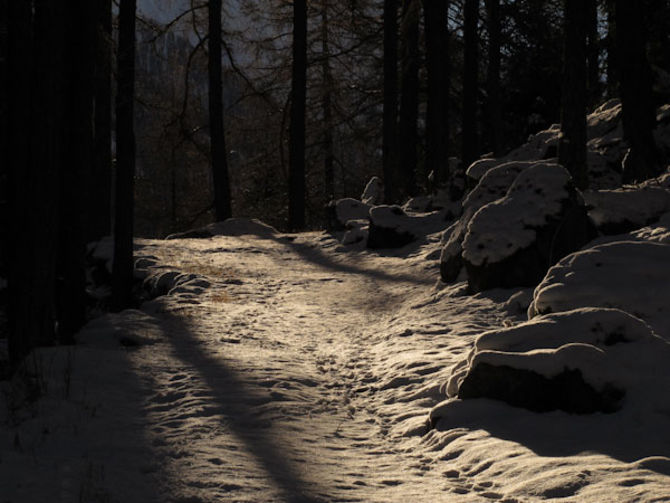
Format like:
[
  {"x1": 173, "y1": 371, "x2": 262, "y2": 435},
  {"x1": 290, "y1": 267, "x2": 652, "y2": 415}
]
[
  {"x1": 166, "y1": 218, "x2": 278, "y2": 239},
  {"x1": 529, "y1": 240, "x2": 670, "y2": 336},
  {"x1": 367, "y1": 205, "x2": 418, "y2": 249},
  {"x1": 326, "y1": 198, "x2": 372, "y2": 231},
  {"x1": 584, "y1": 171, "x2": 670, "y2": 234},
  {"x1": 451, "y1": 163, "x2": 595, "y2": 291},
  {"x1": 436, "y1": 307, "x2": 670, "y2": 416}
]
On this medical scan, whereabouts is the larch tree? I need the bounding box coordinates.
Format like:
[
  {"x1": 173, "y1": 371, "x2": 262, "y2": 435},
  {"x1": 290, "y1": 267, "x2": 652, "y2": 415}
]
[
  {"x1": 112, "y1": 0, "x2": 137, "y2": 311},
  {"x1": 423, "y1": 0, "x2": 451, "y2": 189},
  {"x1": 558, "y1": 0, "x2": 588, "y2": 190},
  {"x1": 208, "y1": 0, "x2": 233, "y2": 221},
  {"x1": 289, "y1": 0, "x2": 307, "y2": 230},
  {"x1": 462, "y1": 0, "x2": 479, "y2": 167},
  {"x1": 398, "y1": 0, "x2": 420, "y2": 198},
  {"x1": 615, "y1": 0, "x2": 661, "y2": 183},
  {"x1": 383, "y1": 0, "x2": 400, "y2": 203}
]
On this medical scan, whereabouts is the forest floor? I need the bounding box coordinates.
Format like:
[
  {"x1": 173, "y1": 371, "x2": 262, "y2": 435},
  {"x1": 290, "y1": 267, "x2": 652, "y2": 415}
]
[{"x1": 2, "y1": 224, "x2": 670, "y2": 502}]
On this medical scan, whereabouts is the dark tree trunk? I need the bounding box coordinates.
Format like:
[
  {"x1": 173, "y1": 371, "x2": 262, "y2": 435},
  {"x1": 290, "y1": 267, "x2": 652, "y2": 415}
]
[
  {"x1": 90, "y1": 0, "x2": 113, "y2": 241},
  {"x1": 606, "y1": 0, "x2": 619, "y2": 97},
  {"x1": 383, "y1": 0, "x2": 399, "y2": 202},
  {"x1": 462, "y1": 0, "x2": 479, "y2": 167},
  {"x1": 58, "y1": 0, "x2": 97, "y2": 342},
  {"x1": 586, "y1": 0, "x2": 600, "y2": 109},
  {"x1": 8, "y1": 0, "x2": 65, "y2": 367},
  {"x1": 616, "y1": 0, "x2": 661, "y2": 183},
  {"x1": 424, "y1": 0, "x2": 451, "y2": 188},
  {"x1": 208, "y1": 0, "x2": 232, "y2": 221},
  {"x1": 484, "y1": 0, "x2": 502, "y2": 156},
  {"x1": 559, "y1": 0, "x2": 588, "y2": 190},
  {"x1": 322, "y1": 0, "x2": 335, "y2": 201},
  {"x1": 289, "y1": 0, "x2": 307, "y2": 230},
  {"x1": 112, "y1": 0, "x2": 137, "y2": 311},
  {"x1": 398, "y1": 0, "x2": 420, "y2": 198}
]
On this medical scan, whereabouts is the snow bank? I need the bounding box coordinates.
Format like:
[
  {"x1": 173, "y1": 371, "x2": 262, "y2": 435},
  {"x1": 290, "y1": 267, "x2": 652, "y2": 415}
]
[
  {"x1": 584, "y1": 172, "x2": 670, "y2": 234},
  {"x1": 529, "y1": 240, "x2": 670, "y2": 335},
  {"x1": 167, "y1": 218, "x2": 278, "y2": 240},
  {"x1": 443, "y1": 307, "x2": 670, "y2": 414}
]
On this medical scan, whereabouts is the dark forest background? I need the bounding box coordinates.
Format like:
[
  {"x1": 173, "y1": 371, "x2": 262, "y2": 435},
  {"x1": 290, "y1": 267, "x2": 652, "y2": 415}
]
[{"x1": 1, "y1": 0, "x2": 670, "y2": 370}]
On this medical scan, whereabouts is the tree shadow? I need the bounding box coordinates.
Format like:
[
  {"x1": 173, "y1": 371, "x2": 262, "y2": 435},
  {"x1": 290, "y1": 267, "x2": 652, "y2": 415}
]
[
  {"x1": 156, "y1": 309, "x2": 327, "y2": 503},
  {"x1": 268, "y1": 234, "x2": 437, "y2": 287},
  {"x1": 432, "y1": 398, "x2": 670, "y2": 475}
]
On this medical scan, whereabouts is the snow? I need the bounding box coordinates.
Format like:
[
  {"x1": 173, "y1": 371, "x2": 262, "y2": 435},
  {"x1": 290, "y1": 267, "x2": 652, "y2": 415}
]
[
  {"x1": 584, "y1": 172, "x2": 670, "y2": 231},
  {"x1": 333, "y1": 197, "x2": 372, "y2": 225},
  {"x1": 361, "y1": 176, "x2": 384, "y2": 206},
  {"x1": 462, "y1": 163, "x2": 571, "y2": 266},
  {"x1": 3, "y1": 221, "x2": 670, "y2": 502},
  {"x1": 529, "y1": 240, "x2": 670, "y2": 336}
]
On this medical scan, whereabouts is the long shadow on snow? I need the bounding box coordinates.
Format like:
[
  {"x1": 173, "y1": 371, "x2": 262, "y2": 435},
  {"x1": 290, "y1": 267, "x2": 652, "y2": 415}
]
[
  {"x1": 433, "y1": 398, "x2": 670, "y2": 475},
  {"x1": 270, "y1": 234, "x2": 435, "y2": 287},
  {"x1": 156, "y1": 309, "x2": 330, "y2": 503}
]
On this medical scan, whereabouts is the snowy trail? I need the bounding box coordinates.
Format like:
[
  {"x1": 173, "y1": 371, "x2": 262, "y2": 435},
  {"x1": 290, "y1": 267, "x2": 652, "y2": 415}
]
[
  {"x1": 130, "y1": 231, "x2": 505, "y2": 502},
  {"x1": 5, "y1": 228, "x2": 670, "y2": 502}
]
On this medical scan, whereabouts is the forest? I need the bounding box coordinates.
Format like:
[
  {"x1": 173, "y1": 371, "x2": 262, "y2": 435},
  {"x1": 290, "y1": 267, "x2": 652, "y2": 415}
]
[{"x1": 2, "y1": 0, "x2": 670, "y2": 501}]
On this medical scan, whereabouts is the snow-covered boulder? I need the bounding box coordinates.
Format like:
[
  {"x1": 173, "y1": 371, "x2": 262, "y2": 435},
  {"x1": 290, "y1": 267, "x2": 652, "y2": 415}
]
[
  {"x1": 462, "y1": 163, "x2": 596, "y2": 292},
  {"x1": 584, "y1": 172, "x2": 670, "y2": 234},
  {"x1": 366, "y1": 205, "x2": 418, "y2": 249},
  {"x1": 326, "y1": 198, "x2": 372, "y2": 231},
  {"x1": 440, "y1": 161, "x2": 535, "y2": 282},
  {"x1": 361, "y1": 176, "x2": 384, "y2": 206},
  {"x1": 341, "y1": 219, "x2": 369, "y2": 245},
  {"x1": 441, "y1": 308, "x2": 670, "y2": 415},
  {"x1": 529, "y1": 240, "x2": 670, "y2": 335}
]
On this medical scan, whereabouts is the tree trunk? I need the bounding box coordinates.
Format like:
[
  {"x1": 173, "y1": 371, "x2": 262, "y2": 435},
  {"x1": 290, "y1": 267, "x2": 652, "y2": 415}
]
[
  {"x1": 383, "y1": 0, "x2": 399, "y2": 202},
  {"x1": 616, "y1": 0, "x2": 661, "y2": 183},
  {"x1": 208, "y1": 0, "x2": 232, "y2": 221},
  {"x1": 586, "y1": 0, "x2": 600, "y2": 109},
  {"x1": 559, "y1": 0, "x2": 588, "y2": 190},
  {"x1": 606, "y1": 0, "x2": 619, "y2": 98},
  {"x1": 398, "y1": 0, "x2": 420, "y2": 198},
  {"x1": 90, "y1": 0, "x2": 112, "y2": 241},
  {"x1": 112, "y1": 0, "x2": 137, "y2": 311},
  {"x1": 288, "y1": 0, "x2": 307, "y2": 230},
  {"x1": 462, "y1": 0, "x2": 479, "y2": 167},
  {"x1": 7, "y1": 0, "x2": 65, "y2": 367},
  {"x1": 424, "y1": 0, "x2": 451, "y2": 188},
  {"x1": 484, "y1": 0, "x2": 501, "y2": 156},
  {"x1": 322, "y1": 0, "x2": 335, "y2": 201},
  {"x1": 58, "y1": 0, "x2": 97, "y2": 342}
]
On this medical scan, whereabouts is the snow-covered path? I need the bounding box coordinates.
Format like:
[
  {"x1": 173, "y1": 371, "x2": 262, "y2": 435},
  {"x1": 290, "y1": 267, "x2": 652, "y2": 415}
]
[
  {"x1": 4, "y1": 226, "x2": 670, "y2": 502},
  {"x1": 123, "y1": 230, "x2": 506, "y2": 502}
]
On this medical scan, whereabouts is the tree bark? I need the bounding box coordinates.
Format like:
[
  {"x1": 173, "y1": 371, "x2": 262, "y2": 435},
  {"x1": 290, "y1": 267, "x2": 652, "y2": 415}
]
[
  {"x1": 424, "y1": 0, "x2": 451, "y2": 188},
  {"x1": 559, "y1": 0, "x2": 588, "y2": 190},
  {"x1": 112, "y1": 0, "x2": 137, "y2": 311},
  {"x1": 462, "y1": 0, "x2": 479, "y2": 167},
  {"x1": 289, "y1": 0, "x2": 307, "y2": 230},
  {"x1": 321, "y1": 0, "x2": 335, "y2": 201},
  {"x1": 586, "y1": 0, "x2": 600, "y2": 109},
  {"x1": 58, "y1": 0, "x2": 97, "y2": 342},
  {"x1": 616, "y1": 0, "x2": 661, "y2": 183},
  {"x1": 398, "y1": 0, "x2": 420, "y2": 198},
  {"x1": 484, "y1": 0, "x2": 501, "y2": 156},
  {"x1": 383, "y1": 0, "x2": 399, "y2": 202},
  {"x1": 208, "y1": 0, "x2": 232, "y2": 221},
  {"x1": 606, "y1": 0, "x2": 619, "y2": 98},
  {"x1": 90, "y1": 0, "x2": 113, "y2": 241}
]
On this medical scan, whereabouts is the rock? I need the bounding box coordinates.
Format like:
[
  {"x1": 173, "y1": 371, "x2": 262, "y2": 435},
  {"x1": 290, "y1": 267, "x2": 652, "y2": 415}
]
[
  {"x1": 361, "y1": 176, "x2": 384, "y2": 205},
  {"x1": 461, "y1": 163, "x2": 596, "y2": 291},
  {"x1": 367, "y1": 205, "x2": 416, "y2": 249},
  {"x1": 446, "y1": 307, "x2": 670, "y2": 414},
  {"x1": 459, "y1": 362, "x2": 624, "y2": 414},
  {"x1": 326, "y1": 198, "x2": 372, "y2": 231},
  {"x1": 584, "y1": 172, "x2": 670, "y2": 235},
  {"x1": 341, "y1": 219, "x2": 369, "y2": 245}
]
